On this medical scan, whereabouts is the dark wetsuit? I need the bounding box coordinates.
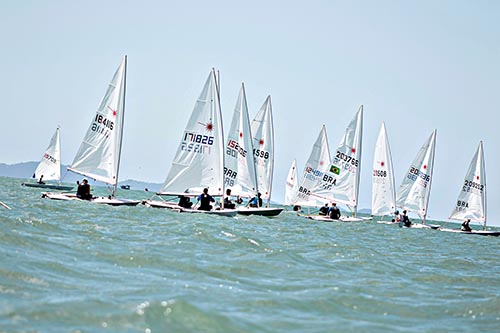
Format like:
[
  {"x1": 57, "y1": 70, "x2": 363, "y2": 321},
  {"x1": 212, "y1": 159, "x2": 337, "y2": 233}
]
[
  {"x1": 224, "y1": 197, "x2": 235, "y2": 209},
  {"x1": 197, "y1": 193, "x2": 215, "y2": 211},
  {"x1": 76, "y1": 183, "x2": 92, "y2": 200},
  {"x1": 328, "y1": 206, "x2": 341, "y2": 220}
]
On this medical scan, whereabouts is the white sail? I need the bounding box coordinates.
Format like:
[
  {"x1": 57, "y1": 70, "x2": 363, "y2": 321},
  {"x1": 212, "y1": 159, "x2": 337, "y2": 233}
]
[
  {"x1": 224, "y1": 83, "x2": 258, "y2": 197},
  {"x1": 449, "y1": 141, "x2": 486, "y2": 224},
  {"x1": 371, "y1": 122, "x2": 396, "y2": 216},
  {"x1": 317, "y1": 106, "x2": 363, "y2": 211},
  {"x1": 294, "y1": 125, "x2": 331, "y2": 207},
  {"x1": 251, "y1": 96, "x2": 274, "y2": 202},
  {"x1": 68, "y1": 56, "x2": 127, "y2": 190},
  {"x1": 396, "y1": 129, "x2": 437, "y2": 221},
  {"x1": 34, "y1": 127, "x2": 62, "y2": 182},
  {"x1": 284, "y1": 159, "x2": 298, "y2": 206},
  {"x1": 159, "y1": 69, "x2": 225, "y2": 196}
]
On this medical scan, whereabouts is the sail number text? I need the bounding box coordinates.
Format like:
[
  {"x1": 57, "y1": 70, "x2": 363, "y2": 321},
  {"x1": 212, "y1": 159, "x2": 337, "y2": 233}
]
[
  {"x1": 335, "y1": 151, "x2": 359, "y2": 167},
  {"x1": 91, "y1": 114, "x2": 114, "y2": 136},
  {"x1": 43, "y1": 153, "x2": 56, "y2": 164},
  {"x1": 224, "y1": 167, "x2": 237, "y2": 187},
  {"x1": 253, "y1": 149, "x2": 270, "y2": 160},
  {"x1": 463, "y1": 180, "x2": 483, "y2": 194},
  {"x1": 226, "y1": 139, "x2": 247, "y2": 158},
  {"x1": 373, "y1": 170, "x2": 387, "y2": 177}
]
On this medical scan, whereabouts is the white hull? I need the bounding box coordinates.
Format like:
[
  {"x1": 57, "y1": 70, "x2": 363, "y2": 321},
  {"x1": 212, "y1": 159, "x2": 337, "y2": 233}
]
[
  {"x1": 439, "y1": 228, "x2": 500, "y2": 237},
  {"x1": 400, "y1": 223, "x2": 440, "y2": 229},
  {"x1": 142, "y1": 199, "x2": 181, "y2": 210},
  {"x1": 179, "y1": 207, "x2": 238, "y2": 217},
  {"x1": 237, "y1": 207, "x2": 283, "y2": 217},
  {"x1": 305, "y1": 215, "x2": 371, "y2": 222},
  {"x1": 42, "y1": 192, "x2": 140, "y2": 206}
]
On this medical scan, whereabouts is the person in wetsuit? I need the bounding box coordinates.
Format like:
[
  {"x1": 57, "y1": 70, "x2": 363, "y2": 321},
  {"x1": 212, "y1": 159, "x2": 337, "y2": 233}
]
[
  {"x1": 76, "y1": 178, "x2": 92, "y2": 200},
  {"x1": 197, "y1": 188, "x2": 215, "y2": 211}
]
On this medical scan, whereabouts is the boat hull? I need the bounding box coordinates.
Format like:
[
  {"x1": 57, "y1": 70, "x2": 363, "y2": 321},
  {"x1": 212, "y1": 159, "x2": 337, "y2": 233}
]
[
  {"x1": 41, "y1": 192, "x2": 140, "y2": 206},
  {"x1": 439, "y1": 228, "x2": 500, "y2": 237},
  {"x1": 22, "y1": 182, "x2": 74, "y2": 191},
  {"x1": 305, "y1": 215, "x2": 371, "y2": 222},
  {"x1": 399, "y1": 223, "x2": 440, "y2": 229},
  {"x1": 142, "y1": 200, "x2": 181, "y2": 210},
  {"x1": 179, "y1": 207, "x2": 238, "y2": 217},
  {"x1": 237, "y1": 207, "x2": 283, "y2": 217}
]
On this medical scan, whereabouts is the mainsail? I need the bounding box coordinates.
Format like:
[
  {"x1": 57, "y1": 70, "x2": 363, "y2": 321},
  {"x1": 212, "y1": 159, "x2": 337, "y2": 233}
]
[
  {"x1": 449, "y1": 141, "x2": 486, "y2": 226},
  {"x1": 159, "y1": 69, "x2": 225, "y2": 196},
  {"x1": 325, "y1": 106, "x2": 364, "y2": 211},
  {"x1": 251, "y1": 96, "x2": 274, "y2": 203},
  {"x1": 371, "y1": 122, "x2": 396, "y2": 216},
  {"x1": 34, "y1": 127, "x2": 62, "y2": 182},
  {"x1": 284, "y1": 159, "x2": 298, "y2": 206},
  {"x1": 396, "y1": 129, "x2": 437, "y2": 222},
  {"x1": 68, "y1": 56, "x2": 127, "y2": 193},
  {"x1": 294, "y1": 125, "x2": 331, "y2": 207},
  {"x1": 224, "y1": 83, "x2": 258, "y2": 198}
]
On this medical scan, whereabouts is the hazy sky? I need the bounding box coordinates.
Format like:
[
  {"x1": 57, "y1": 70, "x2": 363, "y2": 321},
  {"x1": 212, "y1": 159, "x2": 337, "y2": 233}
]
[{"x1": 1, "y1": 1, "x2": 499, "y2": 225}]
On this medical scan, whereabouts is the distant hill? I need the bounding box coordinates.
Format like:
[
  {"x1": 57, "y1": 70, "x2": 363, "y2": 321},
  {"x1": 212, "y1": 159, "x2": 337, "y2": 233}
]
[{"x1": 0, "y1": 162, "x2": 162, "y2": 192}]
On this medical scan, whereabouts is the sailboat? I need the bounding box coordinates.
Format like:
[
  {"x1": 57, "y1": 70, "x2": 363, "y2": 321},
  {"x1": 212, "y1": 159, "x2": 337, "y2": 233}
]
[
  {"x1": 238, "y1": 95, "x2": 283, "y2": 216},
  {"x1": 372, "y1": 122, "x2": 397, "y2": 223},
  {"x1": 143, "y1": 69, "x2": 237, "y2": 217},
  {"x1": 284, "y1": 159, "x2": 298, "y2": 206},
  {"x1": 22, "y1": 127, "x2": 73, "y2": 191},
  {"x1": 304, "y1": 106, "x2": 370, "y2": 222},
  {"x1": 395, "y1": 129, "x2": 438, "y2": 228},
  {"x1": 440, "y1": 142, "x2": 499, "y2": 236},
  {"x1": 42, "y1": 56, "x2": 140, "y2": 206},
  {"x1": 224, "y1": 83, "x2": 258, "y2": 198},
  {"x1": 293, "y1": 125, "x2": 332, "y2": 209}
]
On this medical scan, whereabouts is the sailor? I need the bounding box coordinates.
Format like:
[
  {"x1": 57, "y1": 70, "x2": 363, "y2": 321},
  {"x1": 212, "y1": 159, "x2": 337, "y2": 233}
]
[
  {"x1": 328, "y1": 202, "x2": 341, "y2": 220},
  {"x1": 249, "y1": 192, "x2": 263, "y2": 208},
  {"x1": 197, "y1": 188, "x2": 215, "y2": 211},
  {"x1": 401, "y1": 210, "x2": 411, "y2": 227},
  {"x1": 319, "y1": 203, "x2": 329, "y2": 216},
  {"x1": 224, "y1": 189, "x2": 236, "y2": 209},
  {"x1": 76, "y1": 178, "x2": 92, "y2": 200},
  {"x1": 461, "y1": 218, "x2": 472, "y2": 232},
  {"x1": 37, "y1": 175, "x2": 45, "y2": 184},
  {"x1": 178, "y1": 195, "x2": 193, "y2": 209}
]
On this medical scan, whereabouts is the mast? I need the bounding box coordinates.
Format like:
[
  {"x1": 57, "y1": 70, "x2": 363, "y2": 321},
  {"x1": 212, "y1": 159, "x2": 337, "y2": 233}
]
[
  {"x1": 268, "y1": 96, "x2": 275, "y2": 207},
  {"x1": 213, "y1": 68, "x2": 225, "y2": 208},
  {"x1": 481, "y1": 141, "x2": 487, "y2": 230},
  {"x1": 113, "y1": 55, "x2": 127, "y2": 197},
  {"x1": 422, "y1": 129, "x2": 437, "y2": 224}
]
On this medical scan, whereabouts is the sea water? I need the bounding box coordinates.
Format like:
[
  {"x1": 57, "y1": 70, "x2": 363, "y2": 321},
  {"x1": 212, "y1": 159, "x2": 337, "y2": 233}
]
[{"x1": 0, "y1": 176, "x2": 499, "y2": 332}]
